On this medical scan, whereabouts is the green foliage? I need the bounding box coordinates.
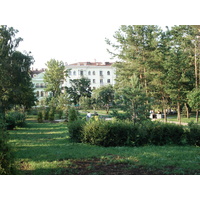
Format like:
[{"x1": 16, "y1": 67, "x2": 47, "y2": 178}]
[
  {"x1": 92, "y1": 85, "x2": 115, "y2": 114},
  {"x1": 68, "y1": 107, "x2": 79, "y2": 122},
  {"x1": 67, "y1": 119, "x2": 86, "y2": 143},
  {"x1": 186, "y1": 122, "x2": 200, "y2": 146},
  {"x1": 5, "y1": 111, "x2": 26, "y2": 130},
  {"x1": 0, "y1": 116, "x2": 15, "y2": 174},
  {"x1": 117, "y1": 75, "x2": 151, "y2": 124},
  {"x1": 0, "y1": 26, "x2": 36, "y2": 115},
  {"x1": 111, "y1": 110, "x2": 131, "y2": 120},
  {"x1": 48, "y1": 109, "x2": 55, "y2": 121},
  {"x1": 44, "y1": 59, "x2": 66, "y2": 98},
  {"x1": 37, "y1": 111, "x2": 43, "y2": 123},
  {"x1": 81, "y1": 120, "x2": 139, "y2": 147},
  {"x1": 43, "y1": 108, "x2": 49, "y2": 120},
  {"x1": 66, "y1": 77, "x2": 92, "y2": 105},
  {"x1": 145, "y1": 121, "x2": 185, "y2": 145},
  {"x1": 80, "y1": 120, "x2": 187, "y2": 147},
  {"x1": 188, "y1": 89, "x2": 200, "y2": 110}
]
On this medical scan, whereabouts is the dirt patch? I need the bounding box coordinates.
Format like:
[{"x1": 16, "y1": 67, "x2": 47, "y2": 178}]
[{"x1": 63, "y1": 158, "x2": 172, "y2": 175}]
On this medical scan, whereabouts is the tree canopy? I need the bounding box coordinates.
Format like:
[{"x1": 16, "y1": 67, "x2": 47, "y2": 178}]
[
  {"x1": 0, "y1": 25, "x2": 36, "y2": 116},
  {"x1": 106, "y1": 25, "x2": 199, "y2": 123},
  {"x1": 44, "y1": 59, "x2": 67, "y2": 98}
]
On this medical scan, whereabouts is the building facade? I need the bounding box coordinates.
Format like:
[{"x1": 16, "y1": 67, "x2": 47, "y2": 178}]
[
  {"x1": 31, "y1": 72, "x2": 52, "y2": 105},
  {"x1": 64, "y1": 62, "x2": 116, "y2": 89},
  {"x1": 31, "y1": 62, "x2": 116, "y2": 104}
]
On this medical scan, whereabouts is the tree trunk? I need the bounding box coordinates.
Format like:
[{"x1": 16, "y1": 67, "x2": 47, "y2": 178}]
[
  {"x1": 184, "y1": 103, "x2": 190, "y2": 118},
  {"x1": 196, "y1": 110, "x2": 199, "y2": 123},
  {"x1": 163, "y1": 108, "x2": 167, "y2": 123},
  {"x1": 177, "y1": 102, "x2": 181, "y2": 125}
]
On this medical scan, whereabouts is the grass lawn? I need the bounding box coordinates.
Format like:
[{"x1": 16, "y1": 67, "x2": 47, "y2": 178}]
[{"x1": 9, "y1": 116, "x2": 200, "y2": 175}]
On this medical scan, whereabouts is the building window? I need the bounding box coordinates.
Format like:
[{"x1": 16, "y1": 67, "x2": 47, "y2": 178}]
[
  {"x1": 80, "y1": 70, "x2": 84, "y2": 76},
  {"x1": 36, "y1": 83, "x2": 39, "y2": 88},
  {"x1": 88, "y1": 71, "x2": 91, "y2": 75},
  {"x1": 107, "y1": 79, "x2": 110, "y2": 83},
  {"x1": 100, "y1": 71, "x2": 103, "y2": 76},
  {"x1": 73, "y1": 71, "x2": 76, "y2": 75},
  {"x1": 100, "y1": 79, "x2": 103, "y2": 84},
  {"x1": 93, "y1": 71, "x2": 95, "y2": 75},
  {"x1": 41, "y1": 91, "x2": 44, "y2": 97},
  {"x1": 93, "y1": 79, "x2": 95, "y2": 83},
  {"x1": 107, "y1": 71, "x2": 110, "y2": 75},
  {"x1": 36, "y1": 91, "x2": 39, "y2": 97}
]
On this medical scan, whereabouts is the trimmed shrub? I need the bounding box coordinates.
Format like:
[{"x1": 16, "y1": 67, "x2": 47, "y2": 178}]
[
  {"x1": 82, "y1": 120, "x2": 141, "y2": 147},
  {"x1": 48, "y1": 109, "x2": 55, "y2": 121},
  {"x1": 186, "y1": 122, "x2": 200, "y2": 146},
  {"x1": 5, "y1": 112, "x2": 26, "y2": 130},
  {"x1": 146, "y1": 122, "x2": 185, "y2": 145},
  {"x1": 37, "y1": 111, "x2": 43, "y2": 123},
  {"x1": 67, "y1": 119, "x2": 86, "y2": 143},
  {"x1": 68, "y1": 107, "x2": 78, "y2": 122}
]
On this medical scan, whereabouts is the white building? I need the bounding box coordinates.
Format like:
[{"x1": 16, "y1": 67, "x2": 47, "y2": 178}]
[
  {"x1": 64, "y1": 61, "x2": 116, "y2": 89},
  {"x1": 31, "y1": 61, "x2": 116, "y2": 104}
]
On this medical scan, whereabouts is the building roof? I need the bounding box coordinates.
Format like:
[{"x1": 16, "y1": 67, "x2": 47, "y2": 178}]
[
  {"x1": 68, "y1": 62, "x2": 113, "y2": 66},
  {"x1": 30, "y1": 68, "x2": 46, "y2": 78},
  {"x1": 32, "y1": 71, "x2": 45, "y2": 80}
]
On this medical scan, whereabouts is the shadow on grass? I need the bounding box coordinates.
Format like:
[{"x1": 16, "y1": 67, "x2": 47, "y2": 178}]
[{"x1": 9, "y1": 120, "x2": 200, "y2": 175}]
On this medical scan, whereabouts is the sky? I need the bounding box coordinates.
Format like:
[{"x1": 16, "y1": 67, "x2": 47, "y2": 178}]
[{"x1": 2, "y1": 0, "x2": 199, "y2": 70}]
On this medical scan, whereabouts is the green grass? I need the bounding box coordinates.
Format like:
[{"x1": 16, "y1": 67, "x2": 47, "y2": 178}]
[{"x1": 8, "y1": 116, "x2": 200, "y2": 175}]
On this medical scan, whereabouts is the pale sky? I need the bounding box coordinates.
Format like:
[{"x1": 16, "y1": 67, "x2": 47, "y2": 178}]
[{"x1": 1, "y1": 0, "x2": 198, "y2": 69}]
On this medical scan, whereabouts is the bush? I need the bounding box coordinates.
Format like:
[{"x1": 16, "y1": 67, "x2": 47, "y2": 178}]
[
  {"x1": 48, "y1": 109, "x2": 55, "y2": 121},
  {"x1": 67, "y1": 119, "x2": 86, "y2": 143},
  {"x1": 82, "y1": 120, "x2": 141, "y2": 147},
  {"x1": 68, "y1": 107, "x2": 78, "y2": 122},
  {"x1": 43, "y1": 108, "x2": 49, "y2": 120},
  {"x1": 0, "y1": 116, "x2": 15, "y2": 174},
  {"x1": 37, "y1": 111, "x2": 43, "y2": 123},
  {"x1": 186, "y1": 122, "x2": 200, "y2": 146},
  {"x1": 80, "y1": 120, "x2": 186, "y2": 147},
  {"x1": 145, "y1": 122, "x2": 185, "y2": 145},
  {"x1": 5, "y1": 112, "x2": 26, "y2": 130}
]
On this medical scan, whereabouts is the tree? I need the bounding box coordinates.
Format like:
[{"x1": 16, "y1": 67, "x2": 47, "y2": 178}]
[
  {"x1": 106, "y1": 25, "x2": 162, "y2": 93},
  {"x1": 164, "y1": 26, "x2": 196, "y2": 124},
  {"x1": 44, "y1": 59, "x2": 66, "y2": 98},
  {"x1": 0, "y1": 25, "x2": 36, "y2": 117},
  {"x1": 66, "y1": 77, "x2": 92, "y2": 105},
  {"x1": 118, "y1": 75, "x2": 150, "y2": 124},
  {"x1": 92, "y1": 85, "x2": 115, "y2": 114},
  {"x1": 187, "y1": 89, "x2": 200, "y2": 122}
]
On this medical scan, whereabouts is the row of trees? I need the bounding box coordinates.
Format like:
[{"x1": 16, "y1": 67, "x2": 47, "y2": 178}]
[
  {"x1": 42, "y1": 25, "x2": 200, "y2": 123},
  {"x1": 106, "y1": 25, "x2": 200, "y2": 123}
]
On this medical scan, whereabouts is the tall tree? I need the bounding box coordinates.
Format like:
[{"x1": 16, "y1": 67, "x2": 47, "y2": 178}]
[
  {"x1": 106, "y1": 25, "x2": 162, "y2": 93},
  {"x1": 44, "y1": 59, "x2": 66, "y2": 98},
  {"x1": 187, "y1": 89, "x2": 200, "y2": 122},
  {"x1": 118, "y1": 74, "x2": 150, "y2": 124},
  {"x1": 0, "y1": 25, "x2": 35, "y2": 116},
  {"x1": 164, "y1": 26, "x2": 196, "y2": 123}
]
